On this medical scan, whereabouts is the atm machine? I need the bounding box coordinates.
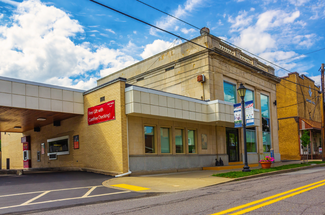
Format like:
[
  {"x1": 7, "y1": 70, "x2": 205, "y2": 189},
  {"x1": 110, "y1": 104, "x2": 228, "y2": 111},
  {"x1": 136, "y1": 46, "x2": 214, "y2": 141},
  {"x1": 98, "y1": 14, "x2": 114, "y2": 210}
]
[{"x1": 21, "y1": 136, "x2": 31, "y2": 168}]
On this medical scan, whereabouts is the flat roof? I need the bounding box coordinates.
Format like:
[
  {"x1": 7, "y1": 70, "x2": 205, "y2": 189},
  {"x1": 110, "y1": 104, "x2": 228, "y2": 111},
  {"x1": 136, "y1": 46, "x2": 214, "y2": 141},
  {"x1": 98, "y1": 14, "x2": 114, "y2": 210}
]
[{"x1": 0, "y1": 76, "x2": 85, "y2": 93}]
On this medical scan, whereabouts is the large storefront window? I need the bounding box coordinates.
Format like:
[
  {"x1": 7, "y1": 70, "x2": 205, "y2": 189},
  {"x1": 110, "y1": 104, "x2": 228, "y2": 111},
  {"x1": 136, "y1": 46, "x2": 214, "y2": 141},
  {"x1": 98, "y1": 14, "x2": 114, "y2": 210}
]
[
  {"x1": 175, "y1": 129, "x2": 184, "y2": 153},
  {"x1": 245, "y1": 89, "x2": 255, "y2": 107},
  {"x1": 188, "y1": 130, "x2": 196, "y2": 153},
  {"x1": 224, "y1": 81, "x2": 237, "y2": 103},
  {"x1": 246, "y1": 128, "x2": 257, "y2": 152},
  {"x1": 261, "y1": 94, "x2": 271, "y2": 152},
  {"x1": 145, "y1": 126, "x2": 155, "y2": 153},
  {"x1": 160, "y1": 127, "x2": 170, "y2": 153},
  {"x1": 48, "y1": 136, "x2": 69, "y2": 155}
]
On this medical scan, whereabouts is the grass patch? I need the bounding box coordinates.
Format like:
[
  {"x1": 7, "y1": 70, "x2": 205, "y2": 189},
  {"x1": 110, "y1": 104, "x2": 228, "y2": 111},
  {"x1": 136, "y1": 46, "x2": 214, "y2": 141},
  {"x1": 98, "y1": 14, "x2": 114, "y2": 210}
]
[{"x1": 212, "y1": 162, "x2": 325, "y2": 178}]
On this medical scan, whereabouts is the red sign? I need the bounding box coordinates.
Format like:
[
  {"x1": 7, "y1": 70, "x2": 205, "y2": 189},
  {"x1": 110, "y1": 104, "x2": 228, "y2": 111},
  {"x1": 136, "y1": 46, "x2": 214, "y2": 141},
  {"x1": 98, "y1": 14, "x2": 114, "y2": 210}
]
[{"x1": 88, "y1": 100, "x2": 115, "y2": 125}]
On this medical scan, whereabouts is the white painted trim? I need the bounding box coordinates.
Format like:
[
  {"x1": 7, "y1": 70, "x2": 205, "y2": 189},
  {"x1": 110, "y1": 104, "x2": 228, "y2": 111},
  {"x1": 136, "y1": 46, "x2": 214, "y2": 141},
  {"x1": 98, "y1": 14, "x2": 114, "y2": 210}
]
[
  {"x1": 0, "y1": 76, "x2": 84, "y2": 93},
  {"x1": 125, "y1": 86, "x2": 207, "y2": 104},
  {"x1": 125, "y1": 86, "x2": 236, "y2": 106}
]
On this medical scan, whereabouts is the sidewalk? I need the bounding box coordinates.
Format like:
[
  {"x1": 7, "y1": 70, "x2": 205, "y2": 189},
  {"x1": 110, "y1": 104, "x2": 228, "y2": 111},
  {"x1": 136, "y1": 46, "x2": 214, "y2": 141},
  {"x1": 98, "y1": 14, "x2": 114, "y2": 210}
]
[
  {"x1": 103, "y1": 170, "x2": 234, "y2": 193},
  {"x1": 102, "y1": 160, "x2": 306, "y2": 193}
]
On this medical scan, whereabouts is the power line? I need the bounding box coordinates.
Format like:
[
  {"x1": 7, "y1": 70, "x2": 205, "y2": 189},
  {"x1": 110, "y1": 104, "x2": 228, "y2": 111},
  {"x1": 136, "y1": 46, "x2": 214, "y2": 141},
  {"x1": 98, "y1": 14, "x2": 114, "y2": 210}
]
[
  {"x1": 277, "y1": 95, "x2": 320, "y2": 109},
  {"x1": 136, "y1": 0, "x2": 200, "y2": 30},
  {"x1": 134, "y1": 0, "x2": 323, "y2": 91},
  {"x1": 90, "y1": 0, "x2": 320, "y2": 93},
  {"x1": 275, "y1": 47, "x2": 325, "y2": 62}
]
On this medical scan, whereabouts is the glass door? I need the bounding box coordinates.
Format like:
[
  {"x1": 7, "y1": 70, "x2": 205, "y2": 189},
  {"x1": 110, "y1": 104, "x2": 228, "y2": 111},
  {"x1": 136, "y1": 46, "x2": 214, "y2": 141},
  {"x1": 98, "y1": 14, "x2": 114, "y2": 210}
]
[{"x1": 226, "y1": 128, "x2": 239, "y2": 162}]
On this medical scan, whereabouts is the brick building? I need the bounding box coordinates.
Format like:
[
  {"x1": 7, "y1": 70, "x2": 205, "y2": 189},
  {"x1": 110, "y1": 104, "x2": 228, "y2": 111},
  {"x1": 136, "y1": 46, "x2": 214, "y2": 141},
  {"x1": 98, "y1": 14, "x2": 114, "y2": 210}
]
[
  {"x1": 277, "y1": 72, "x2": 322, "y2": 160},
  {"x1": 1, "y1": 32, "x2": 281, "y2": 175}
]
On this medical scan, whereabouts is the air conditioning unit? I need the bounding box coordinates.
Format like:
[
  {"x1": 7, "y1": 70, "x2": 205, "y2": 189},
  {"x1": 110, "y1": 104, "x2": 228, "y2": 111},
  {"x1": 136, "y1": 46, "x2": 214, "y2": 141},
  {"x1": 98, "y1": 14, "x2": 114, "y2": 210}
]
[{"x1": 49, "y1": 153, "x2": 57, "y2": 160}]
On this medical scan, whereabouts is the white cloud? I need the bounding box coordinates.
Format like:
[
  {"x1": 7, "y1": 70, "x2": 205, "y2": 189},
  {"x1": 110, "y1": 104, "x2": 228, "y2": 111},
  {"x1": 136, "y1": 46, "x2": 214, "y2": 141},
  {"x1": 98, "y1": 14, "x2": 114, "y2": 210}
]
[
  {"x1": 296, "y1": 20, "x2": 307, "y2": 27},
  {"x1": 180, "y1": 28, "x2": 196, "y2": 34},
  {"x1": 0, "y1": 0, "x2": 19, "y2": 6},
  {"x1": 105, "y1": 29, "x2": 115, "y2": 34},
  {"x1": 259, "y1": 51, "x2": 298, "y2": 62},
  {"x1": 0, "y1": 14, "x2": 3, "y2": 19},
  {"x1": 293, "y1": 34, "x2": 317, "y2": 47},
  {"x1": 150, "y1": 0, "x2": 204, "y2": 35},
  {"x1": 133, "y1": 31, "x2": 137, "y2": 34},
  {"x1": 140, "y1": 39, "x2": 181, "y2": 59},
  {"x1": 288, "y1": 0, "x2": 310, "y2": 6},
  {"x1": 45, "y1": 77, "x2": 97, "y2": 90},
  {"x1": 232, "y1": 10, "x2": 300, "y2": 54},
  {"x1": 0, "y1": 0, "x2": 137, "y2": 90},
  {"x1": 228, "y1": 10, "x2": 254, "y2": 31},
  {"x1": 310, "y1": 75, "x2": 321, "y2": 86},
  {"x1": 174, "y1": 26, "x2": 179, "y2": 31}
]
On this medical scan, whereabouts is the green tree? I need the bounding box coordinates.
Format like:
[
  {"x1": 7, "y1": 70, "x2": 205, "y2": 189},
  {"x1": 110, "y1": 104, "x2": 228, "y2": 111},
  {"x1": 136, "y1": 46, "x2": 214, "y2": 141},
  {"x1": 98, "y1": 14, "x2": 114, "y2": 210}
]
[{"x1": 300, "y1": 131, "x2": 310, "y2": 163}]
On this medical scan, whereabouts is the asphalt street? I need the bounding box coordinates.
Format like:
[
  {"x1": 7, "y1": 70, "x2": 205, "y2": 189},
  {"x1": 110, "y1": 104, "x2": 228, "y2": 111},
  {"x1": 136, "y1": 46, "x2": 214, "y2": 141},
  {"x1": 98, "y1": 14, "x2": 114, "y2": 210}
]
[
  {"x1": 0, "y1": 171, "x2": 146, "y2": 214},
  {"x1": 29, "y1": 166, "x2": 325, "y2": 215}
]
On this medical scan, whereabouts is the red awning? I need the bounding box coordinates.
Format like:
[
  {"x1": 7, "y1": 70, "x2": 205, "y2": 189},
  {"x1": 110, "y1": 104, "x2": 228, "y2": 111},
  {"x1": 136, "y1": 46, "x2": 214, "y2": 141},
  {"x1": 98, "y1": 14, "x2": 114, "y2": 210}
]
[{"x1": 299, "y1": 118, "x2": 321, "y2": 130}]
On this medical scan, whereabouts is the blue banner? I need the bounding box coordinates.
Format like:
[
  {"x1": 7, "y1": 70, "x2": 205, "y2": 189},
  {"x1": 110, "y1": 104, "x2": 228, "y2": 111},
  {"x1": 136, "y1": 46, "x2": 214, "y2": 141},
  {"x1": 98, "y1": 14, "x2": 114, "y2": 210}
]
[{"x1": 233, "y1": 100, "x2": 254, "y2": 127}]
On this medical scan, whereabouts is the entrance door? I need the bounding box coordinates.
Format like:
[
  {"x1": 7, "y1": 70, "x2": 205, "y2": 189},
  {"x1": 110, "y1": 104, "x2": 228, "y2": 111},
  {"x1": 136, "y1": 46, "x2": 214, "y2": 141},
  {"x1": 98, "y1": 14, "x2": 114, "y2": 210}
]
[{"x1": 226, "y1": 128, "x2": 239, "y2": 162}]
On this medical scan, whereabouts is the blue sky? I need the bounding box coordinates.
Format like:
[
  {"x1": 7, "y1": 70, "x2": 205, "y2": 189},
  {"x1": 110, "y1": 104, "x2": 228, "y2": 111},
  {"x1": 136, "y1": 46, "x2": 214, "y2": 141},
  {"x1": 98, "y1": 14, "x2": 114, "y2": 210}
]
[{"x1": 0, "y1": 0, "x2": 324, "y2": 89}]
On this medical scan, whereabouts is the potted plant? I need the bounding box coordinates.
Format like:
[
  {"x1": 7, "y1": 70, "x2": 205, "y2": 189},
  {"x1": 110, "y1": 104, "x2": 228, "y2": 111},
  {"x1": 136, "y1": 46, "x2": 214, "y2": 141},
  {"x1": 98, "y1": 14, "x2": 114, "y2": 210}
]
[{"x1": 259, "y1": 156, "x2": 275, "y2": 169}]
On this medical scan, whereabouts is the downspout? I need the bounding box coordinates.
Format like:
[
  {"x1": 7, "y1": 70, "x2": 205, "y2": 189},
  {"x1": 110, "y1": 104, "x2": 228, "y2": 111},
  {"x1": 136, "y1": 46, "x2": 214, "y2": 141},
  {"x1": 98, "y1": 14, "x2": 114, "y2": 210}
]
[{"x1": 115, "y1": 114, "x2": 132, "y2": 177}]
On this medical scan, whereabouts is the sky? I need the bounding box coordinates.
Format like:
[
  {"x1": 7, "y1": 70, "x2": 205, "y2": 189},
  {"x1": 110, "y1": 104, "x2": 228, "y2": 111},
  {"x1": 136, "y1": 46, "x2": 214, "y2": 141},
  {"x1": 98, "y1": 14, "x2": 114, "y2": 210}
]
[{"x1": 0, "y1": 0, "x2": 324, "y2": 90}]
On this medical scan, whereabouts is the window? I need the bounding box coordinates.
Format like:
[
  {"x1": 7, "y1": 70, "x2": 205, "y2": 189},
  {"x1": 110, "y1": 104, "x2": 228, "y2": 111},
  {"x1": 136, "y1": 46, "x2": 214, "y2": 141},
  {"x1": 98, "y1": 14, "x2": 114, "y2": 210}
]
[
  {"x1": 245, "y1": 89, "x2": 254, "y2": 107},
  {"x1": 47, "y1": 136, "x2": 69, "y2": 155},
  {"x1": 145, "y1": 126, "x2": 155, "y2": 153},
  {"x1": 261, "y1": 94, "x2": 270, "y2": 118},
  {"x1": 261, "y1": 94, "x2": 271, "y2": 152},
  {"x1": 263, "y1": 132, "x2": 271, "y2": 152},
  {"x1": 224, "y1": 81, "x2": 237, "y2": 103},
  {"x1": 246, "y1": 128, "x2": 257, "y2": 152},
  {"x1": 188, "y1": 130, "x2": 196, "y2": 153},
  {"x1": 175, "y1": 129, "x2": 184, "y2": 153},
  {"x1": 160, "y1": 127, "x2": 170, "y2": 153}
]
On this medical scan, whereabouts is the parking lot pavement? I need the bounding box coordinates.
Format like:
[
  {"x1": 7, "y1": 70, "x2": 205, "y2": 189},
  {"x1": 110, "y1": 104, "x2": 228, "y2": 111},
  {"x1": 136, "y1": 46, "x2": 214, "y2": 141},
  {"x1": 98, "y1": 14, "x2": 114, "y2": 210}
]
[{"x1": 0, "y1": 172, "x2": 146, "y2": 214}]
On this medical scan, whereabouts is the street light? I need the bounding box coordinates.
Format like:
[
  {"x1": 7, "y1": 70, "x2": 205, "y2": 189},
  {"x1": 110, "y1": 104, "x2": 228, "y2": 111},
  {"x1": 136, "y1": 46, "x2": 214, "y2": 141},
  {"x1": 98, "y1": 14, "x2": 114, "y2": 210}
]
[{"x1": 237, "y1": 83, "x2": 251, "y2": 172}]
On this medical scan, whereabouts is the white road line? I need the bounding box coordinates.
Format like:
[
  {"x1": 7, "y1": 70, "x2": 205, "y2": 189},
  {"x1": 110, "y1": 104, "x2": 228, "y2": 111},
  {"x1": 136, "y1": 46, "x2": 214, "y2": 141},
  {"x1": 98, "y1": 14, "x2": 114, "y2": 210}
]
[
  {"x1": 21, "y1": 191, "x2": 50, "y2": 205},
  {"x1": 0, "y1": 191, "x2": 130, "y2": 210},
  {"x1": 0, "y1": 185, "x2": 104, "y2": 198},
  {"x1": 82, "y1": 186, "x2": 97, "y2": 198}
]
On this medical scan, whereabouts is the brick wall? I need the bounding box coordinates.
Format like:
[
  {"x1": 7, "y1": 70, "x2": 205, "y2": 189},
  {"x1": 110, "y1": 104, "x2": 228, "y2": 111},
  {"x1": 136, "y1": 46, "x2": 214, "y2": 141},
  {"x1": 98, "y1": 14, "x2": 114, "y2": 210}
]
[
  {"x1": 14, "y1": 80, "x2": 129, "y2": 174},
  {"x1": 1, "y1": 132, "x2": 23, "y2": 169}
]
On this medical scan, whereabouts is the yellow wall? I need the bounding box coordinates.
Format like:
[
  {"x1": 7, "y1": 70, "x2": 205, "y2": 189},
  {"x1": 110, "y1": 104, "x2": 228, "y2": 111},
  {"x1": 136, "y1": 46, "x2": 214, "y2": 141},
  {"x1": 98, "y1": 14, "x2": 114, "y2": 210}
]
[
  {"x1": 277, "y1": 73, "x2": 321, "y2": 160},
  {"x1": 278, "y1": 118, "x2": 300, "y2": 160},
  {"x1": 1, "y1": 132, "x2": 23, "y2": 169},
  {"x1": 128, "y1": 116, "x2": 220, "y2": 155},
  {"x1": 12, "y1": 80, "x2": 128, "y2": 174}
]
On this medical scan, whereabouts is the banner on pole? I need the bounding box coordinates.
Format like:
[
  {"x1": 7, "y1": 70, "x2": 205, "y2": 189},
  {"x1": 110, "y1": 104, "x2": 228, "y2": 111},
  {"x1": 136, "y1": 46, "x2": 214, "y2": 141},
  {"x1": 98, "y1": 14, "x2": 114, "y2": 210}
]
[{"x1": 233, "y1": 100, "x2": 254, "y2": 128}]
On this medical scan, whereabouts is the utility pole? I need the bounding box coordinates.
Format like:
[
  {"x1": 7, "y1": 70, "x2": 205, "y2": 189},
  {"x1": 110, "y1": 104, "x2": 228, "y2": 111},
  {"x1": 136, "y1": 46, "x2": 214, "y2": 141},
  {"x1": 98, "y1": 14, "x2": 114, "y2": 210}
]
[{"x1": 321, "y1": 64, "x2": 325, "y2": 161}]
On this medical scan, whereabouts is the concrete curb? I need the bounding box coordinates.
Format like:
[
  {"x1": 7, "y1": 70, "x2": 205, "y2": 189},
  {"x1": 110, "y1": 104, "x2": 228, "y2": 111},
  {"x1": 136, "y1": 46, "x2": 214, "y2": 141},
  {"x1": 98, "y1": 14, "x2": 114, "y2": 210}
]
[{"x1": 229, "y1": 163, "x2": 325, "y2": 182}]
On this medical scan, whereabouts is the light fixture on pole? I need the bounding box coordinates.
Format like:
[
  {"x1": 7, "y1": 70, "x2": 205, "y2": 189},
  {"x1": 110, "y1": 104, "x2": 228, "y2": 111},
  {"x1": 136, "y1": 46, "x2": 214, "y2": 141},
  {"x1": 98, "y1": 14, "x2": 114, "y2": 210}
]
[{"x1": 237, "y1": 83, "x2": 251, "y2": 172}]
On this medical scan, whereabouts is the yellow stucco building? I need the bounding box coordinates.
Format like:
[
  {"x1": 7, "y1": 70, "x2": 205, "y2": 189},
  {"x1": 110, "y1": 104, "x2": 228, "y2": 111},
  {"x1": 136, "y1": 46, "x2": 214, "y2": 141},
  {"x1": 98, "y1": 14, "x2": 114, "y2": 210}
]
[{"x1": 277, "y1": 72, "x2": 322, "y2": 160}]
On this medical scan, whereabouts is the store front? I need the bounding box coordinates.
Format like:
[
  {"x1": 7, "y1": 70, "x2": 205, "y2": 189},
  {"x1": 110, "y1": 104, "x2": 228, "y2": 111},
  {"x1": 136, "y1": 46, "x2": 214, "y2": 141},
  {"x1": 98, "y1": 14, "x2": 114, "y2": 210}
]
[{"x1": 299, "y1": 118, "x2": 322, "y2": 160}]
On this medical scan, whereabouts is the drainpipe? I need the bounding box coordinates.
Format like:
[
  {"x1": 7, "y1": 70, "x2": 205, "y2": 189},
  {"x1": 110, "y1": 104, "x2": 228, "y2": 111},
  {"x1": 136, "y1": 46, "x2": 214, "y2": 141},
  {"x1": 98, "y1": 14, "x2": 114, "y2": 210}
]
[{"x1": 115, "y1": 115, "x2": 132, "y2": 178}]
